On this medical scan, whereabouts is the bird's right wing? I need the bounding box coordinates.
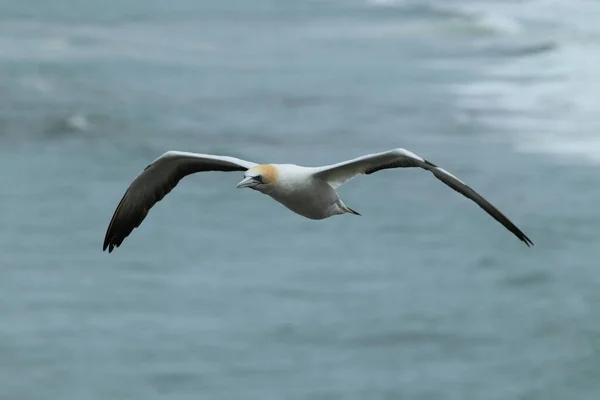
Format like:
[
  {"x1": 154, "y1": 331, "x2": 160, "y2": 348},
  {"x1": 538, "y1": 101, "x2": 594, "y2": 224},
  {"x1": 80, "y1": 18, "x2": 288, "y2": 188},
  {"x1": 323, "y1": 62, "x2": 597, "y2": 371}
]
[
  {"x1": 103, "y1": 151, "x2": 258, "y2": 253},
  {"x1": 313, "y1": 148, "x2": 533, "y2": 247}
]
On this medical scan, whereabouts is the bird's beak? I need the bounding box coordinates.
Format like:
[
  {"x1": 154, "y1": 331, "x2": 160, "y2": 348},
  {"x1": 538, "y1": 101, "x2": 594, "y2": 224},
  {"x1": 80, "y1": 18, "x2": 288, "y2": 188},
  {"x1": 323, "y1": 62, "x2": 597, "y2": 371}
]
[{"x1": 236, "y1": 176, "x2": 257, "y2": 189}]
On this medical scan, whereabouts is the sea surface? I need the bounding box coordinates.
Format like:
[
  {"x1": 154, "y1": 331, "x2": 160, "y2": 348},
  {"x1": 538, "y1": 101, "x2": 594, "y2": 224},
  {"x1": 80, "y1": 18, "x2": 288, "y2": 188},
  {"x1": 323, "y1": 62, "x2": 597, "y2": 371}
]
[{"x1": 1, "y1": 0, "x2": 600, "y2": 399}]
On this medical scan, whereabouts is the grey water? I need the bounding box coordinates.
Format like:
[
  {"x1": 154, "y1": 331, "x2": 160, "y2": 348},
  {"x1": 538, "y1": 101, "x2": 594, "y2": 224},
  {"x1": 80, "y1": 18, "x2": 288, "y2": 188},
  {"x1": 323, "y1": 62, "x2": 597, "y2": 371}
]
[{"x1": 1, "y1": 0, "x2": 600, "y2": 399}]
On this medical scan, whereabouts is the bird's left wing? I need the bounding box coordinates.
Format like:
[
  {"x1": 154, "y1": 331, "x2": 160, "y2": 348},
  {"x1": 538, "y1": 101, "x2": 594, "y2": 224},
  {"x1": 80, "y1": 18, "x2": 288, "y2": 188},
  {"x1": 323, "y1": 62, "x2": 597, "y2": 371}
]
[
  {"x1": 312, "y1": 148, "x2": 533, "y2": 247},
  {"x1": 103, "y1": 151, "x2": 258, "y2": 253}
]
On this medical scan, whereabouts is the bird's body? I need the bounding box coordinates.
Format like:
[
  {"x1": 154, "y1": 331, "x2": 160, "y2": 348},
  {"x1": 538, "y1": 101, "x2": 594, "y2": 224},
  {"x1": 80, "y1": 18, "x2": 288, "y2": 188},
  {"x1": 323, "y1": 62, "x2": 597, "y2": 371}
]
[
  {"x1": 103, "y1": 148, "x2": 533, "y2": 252},
  {"x1": 249, "y1": 164, "x2": 350, "y2": 220}
]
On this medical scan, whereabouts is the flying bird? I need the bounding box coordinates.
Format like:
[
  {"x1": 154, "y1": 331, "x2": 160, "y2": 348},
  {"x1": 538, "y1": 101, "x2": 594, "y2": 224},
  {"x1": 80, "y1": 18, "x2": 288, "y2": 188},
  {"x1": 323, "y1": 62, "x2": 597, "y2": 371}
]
[{"x1": 103, "y1": 148, "x2": 533, "y2": 252}]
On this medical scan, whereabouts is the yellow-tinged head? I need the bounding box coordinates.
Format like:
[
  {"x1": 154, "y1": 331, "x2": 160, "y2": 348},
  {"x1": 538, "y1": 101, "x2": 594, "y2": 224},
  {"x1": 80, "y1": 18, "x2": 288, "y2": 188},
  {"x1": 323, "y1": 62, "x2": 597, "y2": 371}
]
[{"x1": 236, "y1": 164, "x2": 279, "y2": 190}]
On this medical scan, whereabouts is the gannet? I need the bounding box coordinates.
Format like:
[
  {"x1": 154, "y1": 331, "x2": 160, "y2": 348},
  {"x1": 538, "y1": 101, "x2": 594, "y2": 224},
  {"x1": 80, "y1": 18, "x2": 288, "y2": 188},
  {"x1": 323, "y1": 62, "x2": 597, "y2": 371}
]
[{"x1": 103, "y1": 148, "x2": 533, "y2": 252}]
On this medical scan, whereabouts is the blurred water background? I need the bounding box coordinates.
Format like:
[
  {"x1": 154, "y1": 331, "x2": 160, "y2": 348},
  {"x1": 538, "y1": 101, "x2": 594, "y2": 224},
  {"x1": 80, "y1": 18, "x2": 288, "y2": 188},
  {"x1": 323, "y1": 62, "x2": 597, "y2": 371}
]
[{"x1": 1, "y1": 0, "x2": 599, "y2": 399}]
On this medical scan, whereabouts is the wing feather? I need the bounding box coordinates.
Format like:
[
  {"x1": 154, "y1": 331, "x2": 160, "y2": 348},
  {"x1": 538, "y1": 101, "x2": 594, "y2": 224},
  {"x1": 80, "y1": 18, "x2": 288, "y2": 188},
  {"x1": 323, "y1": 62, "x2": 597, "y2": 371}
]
[{"x1": 103, "y1": 151, "x2": 257, "y2": 252}]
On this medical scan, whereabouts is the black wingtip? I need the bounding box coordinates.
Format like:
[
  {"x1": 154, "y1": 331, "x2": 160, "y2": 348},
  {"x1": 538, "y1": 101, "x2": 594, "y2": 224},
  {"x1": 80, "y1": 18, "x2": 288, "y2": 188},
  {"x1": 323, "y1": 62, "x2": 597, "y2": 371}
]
[
  {"x1": 103, "y1": 237, "x2": 117, "y2": 253},
  {"x1": 517, "y1": 231, "x2": 534, "y2": 247}
]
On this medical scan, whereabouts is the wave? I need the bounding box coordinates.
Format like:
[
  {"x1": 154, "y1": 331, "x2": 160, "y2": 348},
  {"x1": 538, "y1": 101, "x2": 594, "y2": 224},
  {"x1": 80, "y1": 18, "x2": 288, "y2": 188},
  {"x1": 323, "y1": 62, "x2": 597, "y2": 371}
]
[
  {"x1": 0, "y1": 21, "x2": 215, "y2": 63},
  {"x1": 303, "y1": 1, "x2": 525, "y2": 42},
  {"x1": 451, "y1": 34, "x2": 600, "y2": 164}
]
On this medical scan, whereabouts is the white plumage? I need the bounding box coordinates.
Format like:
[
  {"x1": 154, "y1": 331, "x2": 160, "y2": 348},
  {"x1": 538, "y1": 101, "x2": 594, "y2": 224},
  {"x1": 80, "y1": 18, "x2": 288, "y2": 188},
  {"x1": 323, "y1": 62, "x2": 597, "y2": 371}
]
[{"x1": 103, "y1": 148, "x2": 533, "y2": 252}]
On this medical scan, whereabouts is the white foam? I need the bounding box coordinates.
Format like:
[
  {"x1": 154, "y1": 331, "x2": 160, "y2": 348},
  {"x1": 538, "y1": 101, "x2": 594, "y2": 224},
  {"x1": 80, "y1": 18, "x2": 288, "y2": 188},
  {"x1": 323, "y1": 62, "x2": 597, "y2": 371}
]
[
  {"x1": 65, "y1": 113, "x2": 90, "y2": 131},
  {"x1": 471, "y1": 12, "x2": 521, "y2": 36},
  {"x1": 366, "y1": 0, "x2": 400, "y2": 5},
  {"x1": 516, "y1": 134, "x2": 600, "y2": 164}
]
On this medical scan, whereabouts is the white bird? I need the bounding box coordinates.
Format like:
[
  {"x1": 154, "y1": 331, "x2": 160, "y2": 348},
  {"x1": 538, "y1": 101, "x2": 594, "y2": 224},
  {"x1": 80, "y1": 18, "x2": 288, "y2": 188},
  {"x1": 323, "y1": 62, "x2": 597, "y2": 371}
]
[{"x1": 103, "y1": 148, "x2": 533, "y2": 252}]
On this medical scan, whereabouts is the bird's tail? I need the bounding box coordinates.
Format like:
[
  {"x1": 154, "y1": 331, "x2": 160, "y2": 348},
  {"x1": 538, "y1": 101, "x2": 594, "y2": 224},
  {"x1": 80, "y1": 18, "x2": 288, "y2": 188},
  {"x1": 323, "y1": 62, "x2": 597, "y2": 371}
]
[{"x1": 338, "y1": 200, "x2": 361, "y2": 216}]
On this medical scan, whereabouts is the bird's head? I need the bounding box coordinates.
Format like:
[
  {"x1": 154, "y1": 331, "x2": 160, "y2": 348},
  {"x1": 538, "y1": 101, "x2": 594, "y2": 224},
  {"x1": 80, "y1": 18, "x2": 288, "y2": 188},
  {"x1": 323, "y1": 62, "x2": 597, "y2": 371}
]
[{"x1": 236, "y1": 164, "x2": 278, "y2": 192}]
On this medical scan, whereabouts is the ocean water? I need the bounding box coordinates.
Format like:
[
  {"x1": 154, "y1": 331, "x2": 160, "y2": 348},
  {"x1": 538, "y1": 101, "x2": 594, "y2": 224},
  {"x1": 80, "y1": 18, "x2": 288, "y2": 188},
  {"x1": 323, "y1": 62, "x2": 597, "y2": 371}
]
[{"x1": 1, "y1": 0, "x2": 600, "y2": 399}]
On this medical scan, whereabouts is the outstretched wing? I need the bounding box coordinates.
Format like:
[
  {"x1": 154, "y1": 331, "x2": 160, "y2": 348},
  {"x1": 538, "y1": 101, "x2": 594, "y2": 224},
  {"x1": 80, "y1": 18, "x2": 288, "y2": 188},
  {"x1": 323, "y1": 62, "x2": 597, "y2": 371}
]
[
  {"x1": 103, "y1": 151, "x2": 258, "y2": 253},
  {"x1": 312, "y1": 148, "x2": 533, "y2": 247}
]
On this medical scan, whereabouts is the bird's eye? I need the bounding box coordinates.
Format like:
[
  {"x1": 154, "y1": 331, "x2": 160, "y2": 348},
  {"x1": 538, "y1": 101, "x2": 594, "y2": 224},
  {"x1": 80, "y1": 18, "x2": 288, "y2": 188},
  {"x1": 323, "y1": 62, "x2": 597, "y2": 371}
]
[{"x1": 254, "y1": 175, "x2": 264, "y2": 183}]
